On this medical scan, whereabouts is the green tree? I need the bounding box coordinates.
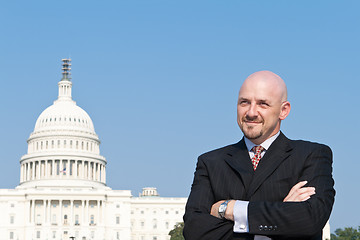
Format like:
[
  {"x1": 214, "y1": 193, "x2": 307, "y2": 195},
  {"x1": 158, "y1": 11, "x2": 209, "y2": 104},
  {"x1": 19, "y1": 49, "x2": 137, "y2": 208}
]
[
  {"x1": 331, "y1": 226, "x2": 360, "y2": 240},
  {"x1": 169, "y1": 222, "x2": 185, "y2": 240}
]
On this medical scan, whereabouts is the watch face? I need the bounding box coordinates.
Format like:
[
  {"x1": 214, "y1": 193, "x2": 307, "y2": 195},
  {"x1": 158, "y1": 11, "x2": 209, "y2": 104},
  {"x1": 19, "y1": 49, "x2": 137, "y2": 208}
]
[{"x1": 219, "y1": 204, "x2": 226, "y2": 212}]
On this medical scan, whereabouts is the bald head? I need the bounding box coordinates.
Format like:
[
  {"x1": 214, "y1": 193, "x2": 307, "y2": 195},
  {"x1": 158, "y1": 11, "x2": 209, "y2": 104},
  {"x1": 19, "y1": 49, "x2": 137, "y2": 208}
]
[
  {"x1": 237, "y1": 70, "x2": 291, "y2": 144},
  {"x1": 240, "y1": 70, "x2": 288, "y2": 103}
]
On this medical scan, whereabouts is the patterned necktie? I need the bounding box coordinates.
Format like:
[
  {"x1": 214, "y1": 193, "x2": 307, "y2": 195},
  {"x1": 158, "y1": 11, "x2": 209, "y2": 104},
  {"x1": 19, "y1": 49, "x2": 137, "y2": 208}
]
[{"x1": 251, "y1": 146, "x2": 264, "y2": 170}]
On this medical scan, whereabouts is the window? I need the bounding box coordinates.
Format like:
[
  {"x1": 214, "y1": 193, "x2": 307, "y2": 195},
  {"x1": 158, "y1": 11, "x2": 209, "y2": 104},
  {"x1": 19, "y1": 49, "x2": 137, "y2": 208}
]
[
  {"x1": 176, "y1": 210, "x2": 179, "y2": 214},
  {"x1": 90, "y1": 215, "x2": 94, "y2": 225},
  {"x1": 36, "y1": 231, "x2": 40, "y2": 238},
  {"x1": 36, "y1": 214, "x2": 41, "y2": 225},
  {"x1": 10, "y1": 232, "x2": 14, "y2": 239},
  {"x1": 52, "y1": 231, "x2": 56, "y2": 238},
  {"x1": 91, "y1": 231, "x2": 95, "y2": 238},
  {"x1": 52, "y1": 214, "x2": 57, "y2": 224},
  {"x1": 141, "y1": 221, "x2": 144, "y2": 228},
  {"x1": 10, "y1": 215, "x2": 14, "y2": 224},
  {"x1": 165, "y1": 210, "x2": 169, "y2": 214},
  {"x1": 166, "y1": 222, "x2": 169, "y2": 229},
  {"x1": 141, "y1": 210, "x2": 144, "y2": 214},
  {"x1": 75, "y1": 215, "x2": 79, "y2": 225},
  {"x1": 153, "y1": 237, "x2": 157, "y2": 240},
  {"x1": 116, "y1": 204, "x2": 120, "y2": 208},
  {"x1": 116, "y1": 216, "x2": 120, "y2": 224},
  {"x1": 153, "y1": 219, "x2": 157, "y2": 229},
  {"x1": 10, "y1": 204, "x2": 14, "y2": 208},
  {"x1": 64, "y1": 214, "x2": 68, "y2": 224},
  {"x1": 116, "y1": 232, "x2": 120, "y2": 240}
]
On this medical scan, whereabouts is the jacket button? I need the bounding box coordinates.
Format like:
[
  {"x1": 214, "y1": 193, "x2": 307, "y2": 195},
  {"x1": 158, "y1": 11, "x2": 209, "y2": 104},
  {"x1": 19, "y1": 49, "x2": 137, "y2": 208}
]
[
  {"x1": 259, "y1": 225, "x2": 263, "y2": 231},
  {"x1": 274, "y1": 225, "x2": 278, "y2": 230},
  {"x1": 268, "y1": 226, "x2": 273, "y2": 230},
  {"x1": 264, "y1": 225, "x2": 268, "y2": 231}
]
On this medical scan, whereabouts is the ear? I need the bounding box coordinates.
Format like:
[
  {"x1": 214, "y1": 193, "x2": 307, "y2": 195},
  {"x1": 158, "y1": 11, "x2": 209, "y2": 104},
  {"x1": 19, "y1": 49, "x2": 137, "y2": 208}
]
[{"x1": 279, "y1": 101, "x2": 291, "y2": 120}]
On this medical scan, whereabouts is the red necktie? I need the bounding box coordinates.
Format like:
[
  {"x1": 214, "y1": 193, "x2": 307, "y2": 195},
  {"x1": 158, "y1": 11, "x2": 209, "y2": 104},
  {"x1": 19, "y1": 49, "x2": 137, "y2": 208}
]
[{"x1": 251, "y1": 146, "x2": 264, "y2": 170}]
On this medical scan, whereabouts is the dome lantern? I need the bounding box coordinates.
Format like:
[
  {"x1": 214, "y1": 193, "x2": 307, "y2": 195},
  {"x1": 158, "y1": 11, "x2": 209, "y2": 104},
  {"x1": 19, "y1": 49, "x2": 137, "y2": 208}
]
[{"x1": 58, "y1": 58, "x2": 73, "y2": 101}]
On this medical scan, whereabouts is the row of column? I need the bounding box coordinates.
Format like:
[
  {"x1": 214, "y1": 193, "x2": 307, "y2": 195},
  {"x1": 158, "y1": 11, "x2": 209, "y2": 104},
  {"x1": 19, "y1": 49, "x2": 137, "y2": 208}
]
[
  {"x1": 20, "y1": 159, "x2": 106, "y2": 183},
  {"x1": 28, "y1": 199, "x2": 106, "y2": 226}
]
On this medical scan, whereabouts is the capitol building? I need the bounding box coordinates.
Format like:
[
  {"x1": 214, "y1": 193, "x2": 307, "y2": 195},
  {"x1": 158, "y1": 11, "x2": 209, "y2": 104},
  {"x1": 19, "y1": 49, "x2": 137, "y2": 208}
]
[{"x1": 0, "y1": 59, "x2": 186, "y2": 240}]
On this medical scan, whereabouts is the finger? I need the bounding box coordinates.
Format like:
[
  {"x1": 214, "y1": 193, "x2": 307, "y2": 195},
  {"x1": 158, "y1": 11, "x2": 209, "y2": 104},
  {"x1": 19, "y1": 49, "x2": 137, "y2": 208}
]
[
  {"x1": 287, "y1": 181, "x2": 308, "y2": 197},
  {"x1": 284, "y1": 181, "x2": 308, "y2": 201},
  {"x1": 287, "y1": 189, "x2": 316, "y2": 202}
]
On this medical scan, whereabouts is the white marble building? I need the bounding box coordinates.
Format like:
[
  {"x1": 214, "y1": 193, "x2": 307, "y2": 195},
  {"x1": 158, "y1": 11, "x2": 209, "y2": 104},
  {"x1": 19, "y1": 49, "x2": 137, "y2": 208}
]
[{"x1": 0, "y1": 59, "x2": 186, "y2": 240}]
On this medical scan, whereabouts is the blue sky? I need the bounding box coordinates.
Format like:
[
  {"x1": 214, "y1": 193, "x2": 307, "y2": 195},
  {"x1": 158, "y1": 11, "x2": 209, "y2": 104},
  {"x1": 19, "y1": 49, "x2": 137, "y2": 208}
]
[{"x1": 1, "y1": 0, "x2": 359, "y2": 232}]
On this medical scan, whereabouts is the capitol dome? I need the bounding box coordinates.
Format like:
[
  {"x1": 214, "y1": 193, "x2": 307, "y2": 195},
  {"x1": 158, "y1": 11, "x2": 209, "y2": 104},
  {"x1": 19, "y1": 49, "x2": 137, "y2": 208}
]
[
  {"x1": 34, "y1": 100, "x2": 95, "y2": 134},
  {"x1": 18, "y1": 59, "x2": 107, "y2": 189}
]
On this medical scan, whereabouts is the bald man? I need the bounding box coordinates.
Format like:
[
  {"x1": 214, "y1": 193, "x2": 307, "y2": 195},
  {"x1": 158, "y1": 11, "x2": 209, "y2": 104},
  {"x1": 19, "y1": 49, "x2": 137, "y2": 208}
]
[{"x1": 183, "y1": 71, "x2": 335, "y2": 240}]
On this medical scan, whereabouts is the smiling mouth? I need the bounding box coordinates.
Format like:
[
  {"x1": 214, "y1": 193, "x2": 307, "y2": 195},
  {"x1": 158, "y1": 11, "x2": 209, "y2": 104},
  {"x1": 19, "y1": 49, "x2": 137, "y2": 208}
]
[{"x1": 244, "y1": 121, "x2": 262, "y2": 124}]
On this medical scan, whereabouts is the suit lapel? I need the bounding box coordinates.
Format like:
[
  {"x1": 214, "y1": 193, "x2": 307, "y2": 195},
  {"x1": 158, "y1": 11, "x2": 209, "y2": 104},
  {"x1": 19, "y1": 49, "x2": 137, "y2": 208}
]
[
  {"x1": 246, "y1": 132, "x2": 293, "y2": 198},
  {"x1": 224, "y1": 139, "x2": 254, "y2": 195}
]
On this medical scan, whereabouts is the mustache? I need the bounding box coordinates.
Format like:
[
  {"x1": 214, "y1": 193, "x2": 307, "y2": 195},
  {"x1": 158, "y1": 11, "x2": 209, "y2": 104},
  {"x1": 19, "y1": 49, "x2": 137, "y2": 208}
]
[{"x1": 243, "y1": 115, "x2": 262, "y2": 123}]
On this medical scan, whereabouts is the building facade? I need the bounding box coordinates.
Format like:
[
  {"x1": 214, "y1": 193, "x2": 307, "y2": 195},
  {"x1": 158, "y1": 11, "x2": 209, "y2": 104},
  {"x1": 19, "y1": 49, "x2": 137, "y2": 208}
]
[{"x1": 0, "y1": 59, "x2": 186, "y2": 240}]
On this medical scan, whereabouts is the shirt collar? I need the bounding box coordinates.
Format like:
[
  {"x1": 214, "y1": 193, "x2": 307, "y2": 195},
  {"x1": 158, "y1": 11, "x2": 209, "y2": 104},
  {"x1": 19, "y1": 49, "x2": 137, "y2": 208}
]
[{"x1": 244, "y1": 131, "x2": 280, "y2": 152}]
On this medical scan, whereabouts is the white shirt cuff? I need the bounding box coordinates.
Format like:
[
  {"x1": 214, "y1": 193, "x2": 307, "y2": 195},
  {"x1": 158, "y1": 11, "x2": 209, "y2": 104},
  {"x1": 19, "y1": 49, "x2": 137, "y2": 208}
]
[{"x1": 233, "y1": 200, "x2": 249, "y2": 233}]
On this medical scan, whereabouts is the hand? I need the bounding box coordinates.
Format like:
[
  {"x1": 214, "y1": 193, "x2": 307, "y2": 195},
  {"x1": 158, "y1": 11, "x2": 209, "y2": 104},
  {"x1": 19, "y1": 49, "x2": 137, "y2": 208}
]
[
  {"x1": 283, "y1": 181, "x2": 316, "y2": 202},
  {"x1": 210, "y1": 200, "x2": 235, "y2": 221}
]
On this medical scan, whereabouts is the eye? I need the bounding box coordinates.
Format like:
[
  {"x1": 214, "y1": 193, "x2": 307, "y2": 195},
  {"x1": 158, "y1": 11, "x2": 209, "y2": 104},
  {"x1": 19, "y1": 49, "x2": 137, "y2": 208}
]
[
  {"x1": 259, "y1": 101, "x2": 269, "y2": 107},
  {"x1": 238, "y1": 99, "x2": 249, "y2": 106}
]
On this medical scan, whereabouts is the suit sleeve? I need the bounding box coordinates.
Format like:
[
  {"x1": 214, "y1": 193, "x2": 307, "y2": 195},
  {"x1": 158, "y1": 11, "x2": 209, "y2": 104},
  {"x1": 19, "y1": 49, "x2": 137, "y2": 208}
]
[
  {"x1": 183, "y1": 156, "x2": 234, "y2": 240},
  {"x1": 247, "y1": 144, "x2": 335, "y2": 236}
]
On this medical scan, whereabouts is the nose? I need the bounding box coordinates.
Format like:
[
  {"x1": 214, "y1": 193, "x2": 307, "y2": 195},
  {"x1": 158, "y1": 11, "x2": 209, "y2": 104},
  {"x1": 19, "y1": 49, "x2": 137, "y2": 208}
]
[{"x1": 246, "y1": 103, "x2": 258, "y2": 119}]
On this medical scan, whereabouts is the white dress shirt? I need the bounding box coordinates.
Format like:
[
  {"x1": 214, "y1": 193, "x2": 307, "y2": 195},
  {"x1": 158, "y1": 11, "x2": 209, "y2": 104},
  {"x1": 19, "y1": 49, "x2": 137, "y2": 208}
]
[{"x1": 233, "y1": 132, "x2": 280, "y2": 240}]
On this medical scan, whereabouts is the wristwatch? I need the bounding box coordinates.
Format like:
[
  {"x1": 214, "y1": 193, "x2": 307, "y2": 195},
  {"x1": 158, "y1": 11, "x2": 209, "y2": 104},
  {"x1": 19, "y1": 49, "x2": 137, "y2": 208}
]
[{"x1": 218, "y1": 200, "x2": 230, "y2": 219}]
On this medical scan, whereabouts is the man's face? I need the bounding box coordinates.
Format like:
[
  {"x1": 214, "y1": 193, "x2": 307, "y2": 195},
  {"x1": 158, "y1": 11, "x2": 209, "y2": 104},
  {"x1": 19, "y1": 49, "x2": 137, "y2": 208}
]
[{"x1": 237, "y1": 78, "x2": 284, "y2": 145}]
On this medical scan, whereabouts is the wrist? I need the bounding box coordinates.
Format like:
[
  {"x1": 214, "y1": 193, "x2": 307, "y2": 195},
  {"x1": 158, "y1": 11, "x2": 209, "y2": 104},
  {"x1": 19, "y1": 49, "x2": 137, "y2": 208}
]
[{"x1": 224, "y1": 200, "x2": 235, "y2": 221}]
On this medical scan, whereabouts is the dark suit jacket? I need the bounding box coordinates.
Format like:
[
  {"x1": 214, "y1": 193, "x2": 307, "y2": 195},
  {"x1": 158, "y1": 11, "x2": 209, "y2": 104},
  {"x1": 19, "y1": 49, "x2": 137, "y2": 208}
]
[{"x1": 183, "y1": 132, "x2": 335, "y2": 240}]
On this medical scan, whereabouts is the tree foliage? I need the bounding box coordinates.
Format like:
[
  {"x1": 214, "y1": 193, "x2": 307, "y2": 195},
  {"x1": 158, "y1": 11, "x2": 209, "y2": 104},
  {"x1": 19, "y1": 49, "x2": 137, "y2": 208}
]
[
  {"x1": 169, "y1": 222, "x2": 185, "y2": 240},
  {"x1": 331, "y1": 226, "x2": 360, "y2": 240}
]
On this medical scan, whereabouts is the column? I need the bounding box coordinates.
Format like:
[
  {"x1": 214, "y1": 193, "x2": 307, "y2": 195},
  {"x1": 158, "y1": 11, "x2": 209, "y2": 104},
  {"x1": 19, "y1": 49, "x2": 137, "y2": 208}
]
[
  {"x1": 59, "y1": 200, "x2": 63, "y2": 226},
  {"x1": 60, "y1": 160, "x2": 63, "y2": 178},
  {"x1": 86, "y1": 200, "x2": 89, "y2": 225},
  {"x1": 36, "y1": 161, "x2": 40, "y2": 179},
  {"x1": 26, "y1": 200, "x2": 31, "y2": 223},
  {"x1": 20, "y1": 164, "x2": 23, "y2": 182},
  {"x1": 74, "y1": 160, "x2": 78, "y2": 178},
  {"x1": 45, "y1": 160, "x2": 48, "y2": 178},
  {"x1": 104, "y1": 165, "x2": 106, "y2": 183},
  {"x1": 71, "y1": 200, "x2": 74, "y2": 226},
  {"x1": 32, "y1": 162, "x2": 35, "y2": 180},
  {"x1": 67, "y1": 160, "x2": 70, "y2": 178},
  {"x1": 32, "y1": 200, "x2": 36, "y2": 223},
  {"x1": 97, "y1": 163, "x2": 101, "y2": 181},
  {"x1": 82, "y1": 160, "x2": 85, "y2": 179},
  {"x1": 101, "y1": 200, "x2": 105, "y2": 224},
  {"x1": 97, "y1": 200, "x2": 100, "y2": 225},
  {"x1": 93, "y1": 163, "x2": 96, "y2": 181},
  {"x1": 82, "y1": 200, "x2": 85, "y2": 224},
  {"x1": 47, "y1": 200, "x2": 51, "y2": 223},
  {"x1": 88, "y1": 162, "x2": 91, "y2": 180},
  {"x1": 26, "y1": 163, "x2": 29, "y2": 181},
  {"x1": 43, "y1": 200, "x2": 46, "y2": 224}
]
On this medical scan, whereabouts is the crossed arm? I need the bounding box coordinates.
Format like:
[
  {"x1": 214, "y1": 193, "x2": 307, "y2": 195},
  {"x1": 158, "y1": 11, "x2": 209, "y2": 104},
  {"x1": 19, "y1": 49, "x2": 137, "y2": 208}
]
[{"x1": 210, "y1": 181, "x2": 316, "y2": 221}]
